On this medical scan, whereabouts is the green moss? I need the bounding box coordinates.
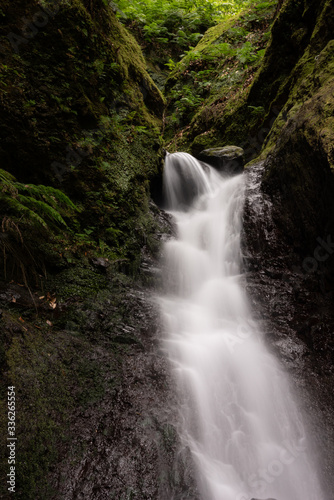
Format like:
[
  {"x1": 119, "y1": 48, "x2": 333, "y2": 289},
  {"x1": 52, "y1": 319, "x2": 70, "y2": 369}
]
[
  {"x1": 0, "y1": 318, "x2": 72, "y2": 498},
  {"x1": 0, "y1": 0, "x2": 165, "y2": 282},
  {"x1": 190, "y1": 131, "x2": 219, "y2": 156},
  {"x1": 47, "y1": 265, "x2": 108, "y2": 300},
  {"x1": 0, "y1": 3, "x2": 167, "y2": 496},
  {"x1": 163, "y1": 0, "x2": 277, "y2": 150},
  {"x1": 263, "y1": 37, "x2": 334, "y2": 159}
]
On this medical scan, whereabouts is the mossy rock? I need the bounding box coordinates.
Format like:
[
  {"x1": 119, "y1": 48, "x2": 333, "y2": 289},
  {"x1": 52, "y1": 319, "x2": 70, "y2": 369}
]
[
  {"x1": 0, "y1": 0, "x2": 166, "y2": 281},
  {"x1": 196, "y1": 146, "x2": 245, "y2": 174}
]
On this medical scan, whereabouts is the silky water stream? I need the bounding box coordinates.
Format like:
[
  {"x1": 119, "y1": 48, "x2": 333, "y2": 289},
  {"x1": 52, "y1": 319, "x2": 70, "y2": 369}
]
[{"x1": 159, "y1": 152, "x2": 325, "y2": 500}]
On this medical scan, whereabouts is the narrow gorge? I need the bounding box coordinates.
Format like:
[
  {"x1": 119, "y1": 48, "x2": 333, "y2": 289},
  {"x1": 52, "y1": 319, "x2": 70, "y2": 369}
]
[{"x1": 0, "y1": 0, "x2": 333, "y2": 498}]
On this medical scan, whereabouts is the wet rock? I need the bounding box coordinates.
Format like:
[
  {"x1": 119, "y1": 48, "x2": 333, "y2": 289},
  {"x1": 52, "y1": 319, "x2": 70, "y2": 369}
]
[
  {"x1": 196, "y1": 146, "x2": 245, "y2": 174},
  {"x1": 44, "y1": 202, "x2": 199, "y2": 500},
  {"x1": 243, "y1": 162, "x2": 334, "y2": 499},
  {"x1": 91, "y1": 257, "x2": 110, "y2": 271}
]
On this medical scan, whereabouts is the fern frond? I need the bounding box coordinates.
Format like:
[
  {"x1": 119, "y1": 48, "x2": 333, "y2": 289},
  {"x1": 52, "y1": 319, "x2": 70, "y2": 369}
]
[
  {"x1": 17, "y1": 195, "x2": 67, "y2": 227},
  {"x1": 0, "y1": 169, "x2": 18, "y2": 195},
  {"x1": 3, "y1": 196, "x2": 48, "y2": 228},
  {"x1": 0, "y1": 169, "x2": 16, "y2": 183},
  {"x1": 16, "y1": 183, "x2": 78, "y2": 212}
]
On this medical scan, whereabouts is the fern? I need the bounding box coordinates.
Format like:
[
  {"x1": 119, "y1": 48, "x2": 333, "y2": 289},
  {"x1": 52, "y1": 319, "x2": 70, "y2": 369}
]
[
  {"x1": 15, "y1": 183, "x2": 78, "y2": 211},
  {"x1": 17, "y1": 195, "x2": 68, "y2": 227},
  {"x1": 0, "y1": 169, "x2": 78, "y2": 231},
  {"x1": 0, "y1": 169, "x2": 80, "y2": 286},
  {"x1": 3, "y1": 196, "x2": 48, "y2": 229},
  {"x1": 0, "y1": 169, "x2": 16, "y2": 184}
]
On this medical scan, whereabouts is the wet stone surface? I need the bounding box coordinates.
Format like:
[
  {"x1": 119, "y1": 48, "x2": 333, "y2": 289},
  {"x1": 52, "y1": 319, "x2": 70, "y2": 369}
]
[
  {"x1": 46, "y1": 204, "x2": 199, "y2": 500},
  {"x1": 242, "y1": 162, "x2": 334, "y2": 499}
]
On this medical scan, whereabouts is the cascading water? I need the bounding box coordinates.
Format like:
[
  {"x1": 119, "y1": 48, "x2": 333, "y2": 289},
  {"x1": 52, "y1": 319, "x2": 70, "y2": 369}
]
[{"x1": 160, "y1": 152, "x2": 324, "y2": 500}]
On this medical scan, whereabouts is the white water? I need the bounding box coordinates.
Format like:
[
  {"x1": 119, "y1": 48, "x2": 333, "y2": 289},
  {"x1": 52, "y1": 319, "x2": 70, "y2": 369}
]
[{"x1": 160, "y1": 153, "x2": 324, "y2": 500}]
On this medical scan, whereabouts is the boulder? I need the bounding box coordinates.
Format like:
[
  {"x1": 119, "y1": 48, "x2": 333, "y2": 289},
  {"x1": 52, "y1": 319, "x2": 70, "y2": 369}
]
[
  {"x1": 91, "y1": 257, "x2": 110, "y2": 272},
  {"x1": 197, "y1": 146, "x2": 245, "y2": 174}
]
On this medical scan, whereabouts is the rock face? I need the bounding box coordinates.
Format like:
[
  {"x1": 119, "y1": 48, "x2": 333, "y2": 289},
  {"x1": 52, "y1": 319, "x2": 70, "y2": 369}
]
[
  {"x1": 0, "y1": 202, "x2": 199, "y2": 500},
  {"x1": 242, "y1": 163, "x2": 334, "y2": 500},
  {"x1": 196, "y1": 146, "x2": 245, "y2": 174},
  {"x1": 0, "y1": 2, "x2": 188, "y2": 499},
  {"x1": 0, "y1": 0, "x2": 166, "y2": 280}
]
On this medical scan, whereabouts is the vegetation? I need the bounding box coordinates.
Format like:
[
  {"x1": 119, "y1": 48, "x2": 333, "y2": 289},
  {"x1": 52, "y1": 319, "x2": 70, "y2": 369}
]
[
  {"x1": 163, "y1": 0, "x2": 277, "y2": 148},
  {"x1": 0, "y1": 1, "x2": 165, "y2": 496},
  {"x1": 113, "y1": 0, "x2": 276, "y2": 72},
  {"x1": 1, "y1": 0, "x2": 334, "y2": 497},
  {"x1": 0, "y1": 0, "x2": 165, "y2": 284}
]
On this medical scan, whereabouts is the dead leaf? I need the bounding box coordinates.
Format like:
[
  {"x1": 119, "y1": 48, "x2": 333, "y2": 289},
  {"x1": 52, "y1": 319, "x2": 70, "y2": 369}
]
[{"x1": 46, "y1": 320, "x2": 52, "y2": 326}]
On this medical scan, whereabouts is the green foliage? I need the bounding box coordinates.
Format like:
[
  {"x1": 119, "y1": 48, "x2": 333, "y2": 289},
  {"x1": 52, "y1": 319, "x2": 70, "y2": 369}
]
[
  {"x1": 164, "y1": 0, "x2": 278, "y2": 143},
  {"x1": 203, "y1": 42, "x2": 236, "y2": 60},
  {"x1": 248, "y1": 105, "x2": 265, "y2": 116},
  {"x1": 236, "y1": 41, "x2": 258, "y2": 65},
  {"x1": 0, "y1": 169, "x2": 80, "y2": 284},
  {"x1": 113, "y1": 0, "x2": 261, "y2": 62},
  {"x1": 0, "y1": 172, "x2": 78, "y2": 231},
  {"x1": 165, "y1": 58, "x2": 177, "y2": 70},
  {"x1": 170, "y1": 85, "x2": 203, "y2": 117}
]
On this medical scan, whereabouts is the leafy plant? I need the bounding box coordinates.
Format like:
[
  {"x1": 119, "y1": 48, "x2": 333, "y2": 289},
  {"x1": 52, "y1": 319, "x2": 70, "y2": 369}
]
[
  {"x1": 112, "y1": 0, "x2": 257, "y2": 62},
  {"x1": 236, "y1": 41, "x2": 258, "y2": 65},
  {"x1": 165, "y1": 58, "x2": 177, "y2": 70},
  {"x1": 203, "y1": 42, "x2": 236, "y2": 60},
  {"x1": 0, "y1": 169, "x2": 78, "y2": 230},
  {"x1": 248, "y1": 105, "x2": 265, "y2": 116},
  {"x1": 0, "y1": 169, "x2": 80, "y2": 285}
]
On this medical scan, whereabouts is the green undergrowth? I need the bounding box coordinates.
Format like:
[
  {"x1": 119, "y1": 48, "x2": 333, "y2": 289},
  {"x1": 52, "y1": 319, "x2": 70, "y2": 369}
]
[
  {"x1": 163, "y1": 0, "x2": 277, "y2": 150},
  {"x1": 0, "y1": 0, "x2": 165, "y2": 285},
  {"x1": 113, "y1": 0, "x2": 276, "y2": 86},
  {"x1": 0, "y1": 2, "x2": 166, "y2": 495}
]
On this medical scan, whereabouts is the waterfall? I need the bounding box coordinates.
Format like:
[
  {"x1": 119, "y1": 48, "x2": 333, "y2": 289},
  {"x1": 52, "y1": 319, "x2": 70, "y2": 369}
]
[{"x1": 159, "y1": 153, "x2": 324, "y2": 500}]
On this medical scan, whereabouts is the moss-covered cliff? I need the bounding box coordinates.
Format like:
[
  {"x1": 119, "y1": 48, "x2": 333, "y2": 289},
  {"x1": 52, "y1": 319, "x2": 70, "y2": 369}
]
[
  {"x1": 0, "y1": 0, "x2": 334, "y2": 497},
  {"x1": 164, "y1": 0, "x2": 334, "y2": 252},
  {"x1": 0, "y1": 0, "x2": 165, "y2": 279},
  {"x1": 0, "y1": 2, "x2": 187, "y2": 499}
]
